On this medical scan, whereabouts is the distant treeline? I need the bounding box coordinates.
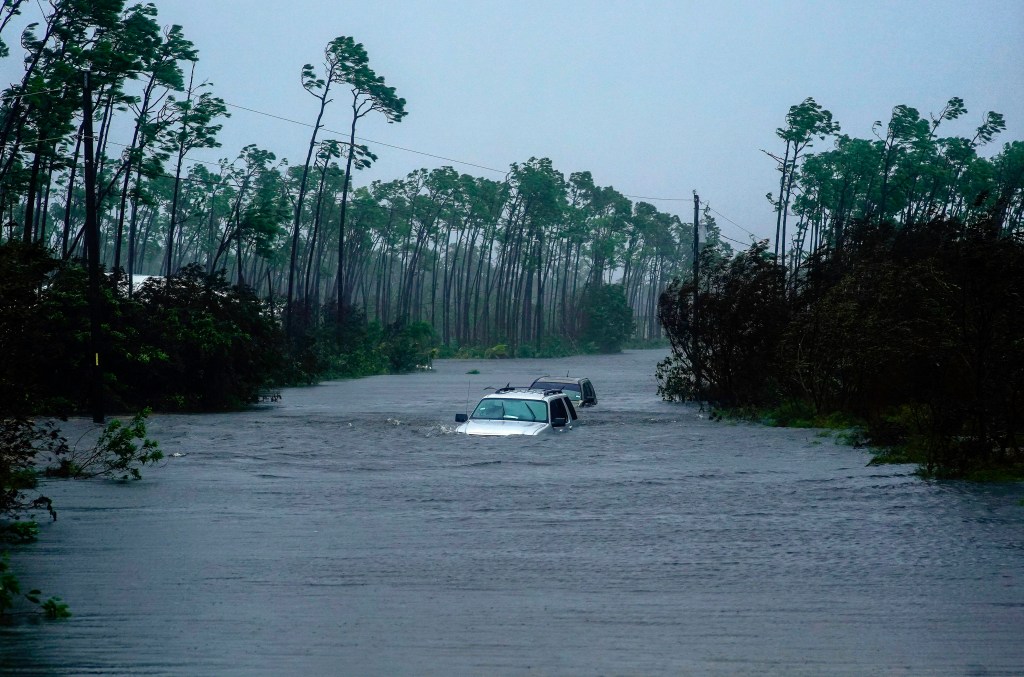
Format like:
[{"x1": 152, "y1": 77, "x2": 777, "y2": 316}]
[
  {"x1": 658, "y1": 98, "x2": 1023, "y2": 478},
  {"x1": 0, "y1": 1, "x2": 715, "y2": 360}
]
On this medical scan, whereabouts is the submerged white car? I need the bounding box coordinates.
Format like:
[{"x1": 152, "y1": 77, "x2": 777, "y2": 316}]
[{"x1": 455, "y1": 387, "x2": 578, "y2": 436}]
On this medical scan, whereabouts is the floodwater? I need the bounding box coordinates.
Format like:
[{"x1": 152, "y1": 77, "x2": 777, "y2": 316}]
[{"x1": 2, "y1": 350, "x2": 1022, "y2": 676}]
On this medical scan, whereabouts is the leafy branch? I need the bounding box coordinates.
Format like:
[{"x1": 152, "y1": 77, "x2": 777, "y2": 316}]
[
  {"x1": 46, "y1": 409, "x2": 163, "y2": 481},
  {"x1": 0, "y1": 551, "x2": 70, "y2": 619}
]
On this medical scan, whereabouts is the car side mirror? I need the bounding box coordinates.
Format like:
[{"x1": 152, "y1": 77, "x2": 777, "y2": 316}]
[
  {"x1": 552, "y1": 417, "x2": 567, "y2": 427},
  {"x1": 455, "y1": 413, "x2": 468, "y2": 423}
]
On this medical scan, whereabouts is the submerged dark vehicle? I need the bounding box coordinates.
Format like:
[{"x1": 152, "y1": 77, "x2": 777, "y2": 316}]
[{"x1": 529, "y1": 376, "x2": 598, "y2": 407}]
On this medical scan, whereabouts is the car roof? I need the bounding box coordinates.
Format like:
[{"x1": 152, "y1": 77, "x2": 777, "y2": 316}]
[
  {"x1": 531, "y1": 376, "x2": 587, "y2": 385},
  {"x1": 480, "y1": 387, "x2": 566, "y2": 401}
]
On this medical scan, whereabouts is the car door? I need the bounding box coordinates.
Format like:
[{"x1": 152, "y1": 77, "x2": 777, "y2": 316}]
[
  {"x1": 581, "y1": 380, "x2": 597, "y2": 406},
  {"x1": 549, "y1": 396, "x2": 571, "y2": 429}
]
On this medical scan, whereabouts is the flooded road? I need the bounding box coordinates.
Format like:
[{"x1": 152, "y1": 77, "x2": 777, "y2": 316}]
[{"x1": 2, "y1": 350, "x2": 1022, "y2": 675}]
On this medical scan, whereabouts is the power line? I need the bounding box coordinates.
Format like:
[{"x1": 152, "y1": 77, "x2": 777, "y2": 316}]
[
  {"x1": 227, "y1": 98, "x2": 700, "y2": 200},
  {"x1": 706, "y1": 205, "x2": 761, "y2": 240},
  {"x1": 0, "y1": 85, "x2": 70, "y2": 100},
  {"x1": 717, "y1": 232, "x2": 753, "y2": 248},
  {"x1": 5, "y1": 79, "x2": 755, "y2": 222},
  {"x1": 2, "y1": 73, "x2": 713, "y2": 206},
  {"x1": 622, "y1": 193, "x2": 694, "y2": 202},
  {"x1": 225, "y1": 101, "x2": 508, "y2": 175}
]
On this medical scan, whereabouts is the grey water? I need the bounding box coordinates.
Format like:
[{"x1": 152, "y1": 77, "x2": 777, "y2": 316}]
[{"x1": 2, "y1": 350, "x2": 1022, "y2": 676}]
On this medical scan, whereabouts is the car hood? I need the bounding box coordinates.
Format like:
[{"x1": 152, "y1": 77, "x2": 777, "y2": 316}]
[{"x1": 456, "y1": 419, "x2": 549, "y2": 436}]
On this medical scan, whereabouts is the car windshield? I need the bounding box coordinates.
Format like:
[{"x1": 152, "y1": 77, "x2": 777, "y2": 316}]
[
  {"x1": 471, "y1": 397, "x2": 549, "y2": 422},
  {"x1": 533, "y1": 382, "x2": 581, "y2": 399}
]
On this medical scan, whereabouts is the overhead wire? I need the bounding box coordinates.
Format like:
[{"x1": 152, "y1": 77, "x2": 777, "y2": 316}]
[
  {"x1": 0, "y1": 85, "x2": 71, "y2": 100},
  {"x1": 224, "y1": 101, "x2": 508, "y2": 175},
  {"x1": 223, "y1": 101, "x2": 781, "y2": 238},
  {"x1": 706, "y1": 205, "x2": 759, "y2": 239},
  {"x1": 5, "y1": 75, "x2": 774, "y2": 246},
  {"x1": 225, "y1": 100, "x2": 706, "y2": 204},
  {"x1": 0, "y1": 15, "x2": 782, "y2": 245},
  {"x1": 2, "y1": 69, "x2": 721, "y2": 207}
]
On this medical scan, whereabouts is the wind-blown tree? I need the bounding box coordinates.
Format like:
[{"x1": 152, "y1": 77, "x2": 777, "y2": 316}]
[
  {"x1": 112, "y1": 22, "x2": 196, "y2": 285},
  {"x1": 234, "y1": 158, "x2": 289, "y2": 289},
  {"x1": 0, "y1": 0, "x2": 203, "y2": 278},
  {"x1": 0, "y1": 1, "x2": 27, "y2": 59},
  {"x1": 0, "y1": 0, "x2": 77, "y2": 192},
  {"x1": 0, "y1": 0, "x2": 128, "y2": 242},
  {"x1": 328, "y1": 35, "x2": 406, "y2": 313},
  {"x1": 302, "y1": 142, "x2": 347, "y2": 307},
  {"x1": 765, "y1": 97, "x2": 839, "y2": 267},
  {"x1": 784, "y1": 97, "x2": 1018, "y2": 266},
  {"x1": 210, "y1": 144, "x2": 278, "y2": 282},
  {"x1": 284, "y1": 40, "x2": 350, "y2": 334},
  {"x1": 160, "y1": 64, "x2": 227, "y2": 275}
]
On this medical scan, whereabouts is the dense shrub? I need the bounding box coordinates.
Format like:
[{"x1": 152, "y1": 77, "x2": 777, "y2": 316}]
[
  {"x1": 281, "y1": 308, "x2": 438, "y2": 382},
  {"x1": 0, "y1": 244, "x2": 287, "y2": 414},
  {"x1": 132, "y1": 265, "x2": 285, "y2": 410},
  {"x1": 0, "y1": 241, "x2": 78, "y2": 415},
  {"x1": 657, "y1": 241, "x2": 788, "y2": 406},
  {"x1": 657, "y1": 219, "x2": 1024, "y2": 478}
]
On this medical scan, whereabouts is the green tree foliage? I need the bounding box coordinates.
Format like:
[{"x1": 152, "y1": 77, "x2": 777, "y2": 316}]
[
  {"x1": 329, "y1": 35, "x2": 408, "y2": 312},
  {"x1": 778, "y1": 96, "x2": 1020, "y2": 276},
  {"x1": 161, "y1": 73, "x2": 229, "y2": 274},
  {"x1": 0, "y1": 551, "x2": 69, "y2": 618},
  {"x1": 767, "y1": 97, "x2": 840, "y2": 262},
  {"x1": 284, "y1": 40, "x2": 355, "y2": 330},
  {"x1": 0, "y1": 418, "x2": 61, "y2": 525},
  {"x1": 0, "y1": 239, "x2": 287, "y2": 413},
  {"x1": 658, "y1": 241, "x2": 787, "y2": 405},
  {"x1": 45, "y1": 409, "x2": 162, "y2": 480},
  {"x1": 1, "y1": 1, "x2": 718, "y2": 392},
  {"x1": 131, "y1": 265, "x2": 284, "y2": 410},
  {"x1": 1, "y1": 408, "x2": 158, "y2": 619},
  {"x1": 579, "y1": 283, "x2": 634, "y2": 353},
  {"x1": 0, "y1": 2, "x2": 706, "y2": 357},
  {"x1": 659, "y1": 220, "x2": 1023, "y2": 478},
  {"x1": 660, "y1": 97, "x2": 1022, "y2": 478},
  {"x1": 783, "y1": 218, "x2": 1024, "y2": 476}
]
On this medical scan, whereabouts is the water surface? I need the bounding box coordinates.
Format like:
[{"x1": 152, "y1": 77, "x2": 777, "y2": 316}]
[{"x1": 2, "y1": 350, "x2": 1022, "y2": 675}]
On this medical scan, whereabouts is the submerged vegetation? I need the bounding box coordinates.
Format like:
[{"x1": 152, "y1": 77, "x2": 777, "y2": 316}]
[
  {"x1": 659, "y1": 98, "x2": 1024, "y2": 480},
  {"x1": 0, "y1": 409, "x2": 160, "y2": 619}
]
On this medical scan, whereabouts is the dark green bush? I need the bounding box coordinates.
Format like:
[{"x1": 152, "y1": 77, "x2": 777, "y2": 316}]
[{"x1": 657, "y1": 219, "x2": 1024, "y2": 478}]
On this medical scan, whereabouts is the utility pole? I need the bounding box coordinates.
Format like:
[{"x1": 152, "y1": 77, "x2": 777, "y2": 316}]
[
  {"x1": 692, "y1": 191, "x2": 701, "y2": 406},
  {"x1": 82, "y1": 71, "x2": 104, "y2": 423}
]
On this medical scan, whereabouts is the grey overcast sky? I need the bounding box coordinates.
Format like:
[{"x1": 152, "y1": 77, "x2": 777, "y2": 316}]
[{"x1": 6, "y1": 0, "x2": 1024, "y2": 245}]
